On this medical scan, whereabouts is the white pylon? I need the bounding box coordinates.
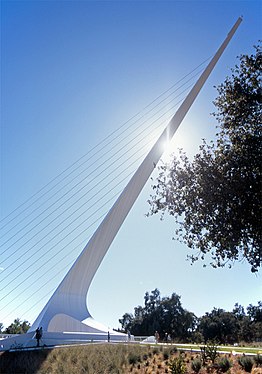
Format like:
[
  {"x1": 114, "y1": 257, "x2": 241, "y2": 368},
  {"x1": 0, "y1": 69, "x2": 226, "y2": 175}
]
[
  {"x1": 30, "y1": 16, "x2": 242, "y2": 334},
  {"x1": 1, "y1": 17, "x2": 242, "y2": 350}
]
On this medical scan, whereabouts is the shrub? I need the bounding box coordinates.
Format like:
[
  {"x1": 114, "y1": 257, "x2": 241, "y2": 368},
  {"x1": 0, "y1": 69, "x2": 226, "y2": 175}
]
[
  {"x1": 206, "y1": 341, "x2": 219, "y2": 364},
  {"x1": 254, "y1": 354, "x2": 262, "y2": 367},
  {"x1": 168, "y1": 347, "x2": 178, "y2": 355},
  {"x1": 153, "y1": 347, "x2": 159, "y2": 355},
  {"x1": 168, "y1": 354, "x2": 187, "y2": 374},
  {"x1": 191, "y1": 358, "x2": 202, "y2": 373},
  {"x1": 200, "y1": 346, "x2": 208, "y2": 365},
  {"x1": 238, "y1": 355, "x2": 254, "y2": 372},
  {"x1": 128, "y1": 353, "x2": 141, "y2": 365},
  {"x1": 217, "y1": 357, "x2": 232, "y2": 373}
]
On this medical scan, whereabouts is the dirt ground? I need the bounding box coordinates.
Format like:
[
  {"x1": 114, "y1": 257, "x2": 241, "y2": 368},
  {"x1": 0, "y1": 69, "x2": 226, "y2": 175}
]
[{"x1": 126, "y1": 350, "x2": 262, "y2": 373}]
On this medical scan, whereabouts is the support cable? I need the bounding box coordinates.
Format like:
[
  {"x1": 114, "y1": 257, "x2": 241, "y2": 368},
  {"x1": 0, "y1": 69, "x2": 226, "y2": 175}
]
[
  {"x1": 0, "y1": 58, "x2": 213, "y2": 324},
  {"x1": 0, "y1": 58, "x2": 210, "y2": 230}
]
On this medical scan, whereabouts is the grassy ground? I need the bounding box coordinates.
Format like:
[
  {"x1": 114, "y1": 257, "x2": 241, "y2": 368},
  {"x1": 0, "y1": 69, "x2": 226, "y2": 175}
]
[
  {"x1": 174, "y1": 344, "x2": 262, "y2": 355},
  {"x1": 0, "y1": 343, "x2": 262, "y2": 374}
]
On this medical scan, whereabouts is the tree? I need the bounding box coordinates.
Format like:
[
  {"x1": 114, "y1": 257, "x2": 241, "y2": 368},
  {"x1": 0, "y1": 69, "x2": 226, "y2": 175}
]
[
  {"x1": 246, "y1": 301, "x2": 262, "y2": 341},
  {"x1": 119, "y1": 289, "x2": 196, "y2": 341},
  {"x1": 246, "y1": 301, "x2": 262, "y2": 322},
  {"x1": 4, "y1": 318, "x2": 30, "y2": 334},
  {"x1": 232, "y1": 303, "x2": 246, "y2": 320},
  {"x1": 159, "y1": 294, "x2": 196, "y2": 341},
  {"x1": 118, "y1": 312, "x2": 134, "y2": 333},
  {"x1": 148, "y1": 44, "x2": 262, "y2": 272},
  {"x1": 198, "y1": 308, "x2": 238, "y2": 344},
  {"x1": 119, "y1": 290, "x2": 261, "y2": 343},
  {"x1": 197, "y1": 302, "x2": 262, "y2": 343}
]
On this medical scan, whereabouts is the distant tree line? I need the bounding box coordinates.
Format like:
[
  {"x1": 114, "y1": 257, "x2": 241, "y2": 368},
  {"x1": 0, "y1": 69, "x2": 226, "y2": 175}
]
[
  {"x1": 0, "y1": 318, "x2": 30, "y2": 335},
  {"x1": 119, "y1": 288, "x2": 262, "y2": 344},
  {"x1": 1, "y1": 289, "x2": 261, "y2": 345}
]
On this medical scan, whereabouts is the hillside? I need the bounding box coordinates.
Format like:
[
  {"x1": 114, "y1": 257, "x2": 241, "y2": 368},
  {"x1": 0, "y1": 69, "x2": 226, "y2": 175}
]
[{"x1": 0, "y1": 343, "x2": 262, "y2": 373}]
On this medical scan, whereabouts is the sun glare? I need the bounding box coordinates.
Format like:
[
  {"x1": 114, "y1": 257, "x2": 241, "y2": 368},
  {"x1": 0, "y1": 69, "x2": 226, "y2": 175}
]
[{"x1": 161, "y1": 126, "x2": 175, "y2": 162}]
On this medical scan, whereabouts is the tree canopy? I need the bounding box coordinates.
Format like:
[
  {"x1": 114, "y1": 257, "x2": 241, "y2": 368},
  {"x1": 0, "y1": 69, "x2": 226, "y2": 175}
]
[
  {"x1": 119, "y1": 288, "x2": 196, "y2": 342},
  {"x1": 1, "y1": 318, "x2": 30, "y2": 334},
  {"x1": 119, "y1": 289, "x2": 262, "y2": 344},
  {"x1": 148, "y1": 44, "x2": 262, "y2": 272}
]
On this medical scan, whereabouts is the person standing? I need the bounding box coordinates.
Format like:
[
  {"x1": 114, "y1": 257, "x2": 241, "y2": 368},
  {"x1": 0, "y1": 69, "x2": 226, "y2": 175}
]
[{"x1": 35, "y1": 327, "x2": 42, "y2": 347}]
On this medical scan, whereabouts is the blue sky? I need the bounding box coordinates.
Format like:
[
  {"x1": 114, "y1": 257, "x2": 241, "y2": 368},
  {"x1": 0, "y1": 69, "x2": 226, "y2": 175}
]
[{"x1": 1, "y1": 0, "x2": 261, "y2": 330}]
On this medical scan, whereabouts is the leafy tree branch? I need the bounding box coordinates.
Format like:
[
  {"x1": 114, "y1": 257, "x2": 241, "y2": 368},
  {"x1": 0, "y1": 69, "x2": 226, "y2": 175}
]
[{"x1": 148, "y1": 44, "x2": 261, "y2": 272}]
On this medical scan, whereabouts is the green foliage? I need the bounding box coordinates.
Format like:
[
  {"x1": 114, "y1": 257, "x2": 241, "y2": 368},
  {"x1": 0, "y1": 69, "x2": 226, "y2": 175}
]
[
  {"x1": 118, "y1": 312, "x2": 133, "y2": 333},
  {"x1": 199, "y1": 341, "x2": 219, "y2": 366},
  {"x1": 247, "y1": 301, "x2": 262, "y2": 322},
  {"x1": 238, "y1": 355, "x2": 254, "y2": 372},
  {"x1": 168, "y1": 354, "x2": 187, "y2": 374},
  {"x1": 217, "y1": 356, "x2": 232, "y2": 372},
  {"x1": 119, "y1": 288, "x2": 262, "y2": 344},
  {"x1": 128, "y1": 352, "x2": 141, "y2": 365},
  {"x1": 119, "y1": 288, "x2": 196, "y2": 340},
  {"x1": 205, "y1": 341, "x2": 219, "y2": 364},
  {"x1": 198, "y1": 308, "x2": 238, "y2": 344},
  {"x1": 200, "y1": 346, "x2": 208, "y2": 366},
  {"x1": 148, "y1": 43, "x2": 262, "y2": 272},
  {"x1": 191, "y1": 358, "x2": 202, "y2": 373},
  {"x1": 254, "y1": 354, "x2": 262, "y2": 367},
  {"x1": 4, "y1": 318, "x2": 30, "y2": 334},
  {"x1": 197, "y1": 303, "x2": 262, "y2": 344}
]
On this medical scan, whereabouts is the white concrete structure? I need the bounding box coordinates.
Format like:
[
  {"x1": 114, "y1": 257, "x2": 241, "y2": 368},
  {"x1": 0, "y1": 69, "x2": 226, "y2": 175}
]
[{"x1": 0, "y1": 18, "x2": 242, "y2": 351}]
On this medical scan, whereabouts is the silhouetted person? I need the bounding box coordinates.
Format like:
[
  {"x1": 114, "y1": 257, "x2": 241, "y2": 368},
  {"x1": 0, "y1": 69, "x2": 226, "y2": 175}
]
[
  {"x1": 35, "y1": 327, "x2": 42, "y2": 347},
  {"x1": 107, "y1": 331, "x2": 110, "y2": 342}
]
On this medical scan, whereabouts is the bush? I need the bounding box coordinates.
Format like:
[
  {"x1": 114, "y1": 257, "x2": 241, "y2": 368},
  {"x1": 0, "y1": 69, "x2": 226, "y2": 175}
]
[
  {"x1": 238, "y1": 355, "x2": 254, "y2": 372},
  {"x1": 169, "y1": 347, "x2": 178, "y2": 355},
  {"x1": 191, "y1": 358, "x2": 202, "y2": 373},
  {"x1": 152, "y1": 347, "x2": 159, "y2": 355},
  {"x1": 217, "y1": 357, "x2": 232, "y2": 373},
  {"x1": 128, "y1": 353, "x2": 141, "y2": 365},
  {"x1": 206, "y1": 341, "x2": 219, "y2": 364},
  {"x1": 254, "y1": 354, "x2": 262, "y2": 367},
  {"x1": 168, "y1": 354, "x2": 187, "y2": 374}
]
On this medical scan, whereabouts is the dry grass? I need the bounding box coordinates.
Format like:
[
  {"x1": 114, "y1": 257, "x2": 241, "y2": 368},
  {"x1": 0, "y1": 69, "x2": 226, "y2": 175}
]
[
  {"x1": 0, "y1": 344, "x2": 149, "y2": 374},
  {"x1": 0, "y1": 343, "x2": 261, "y2": 374}
]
